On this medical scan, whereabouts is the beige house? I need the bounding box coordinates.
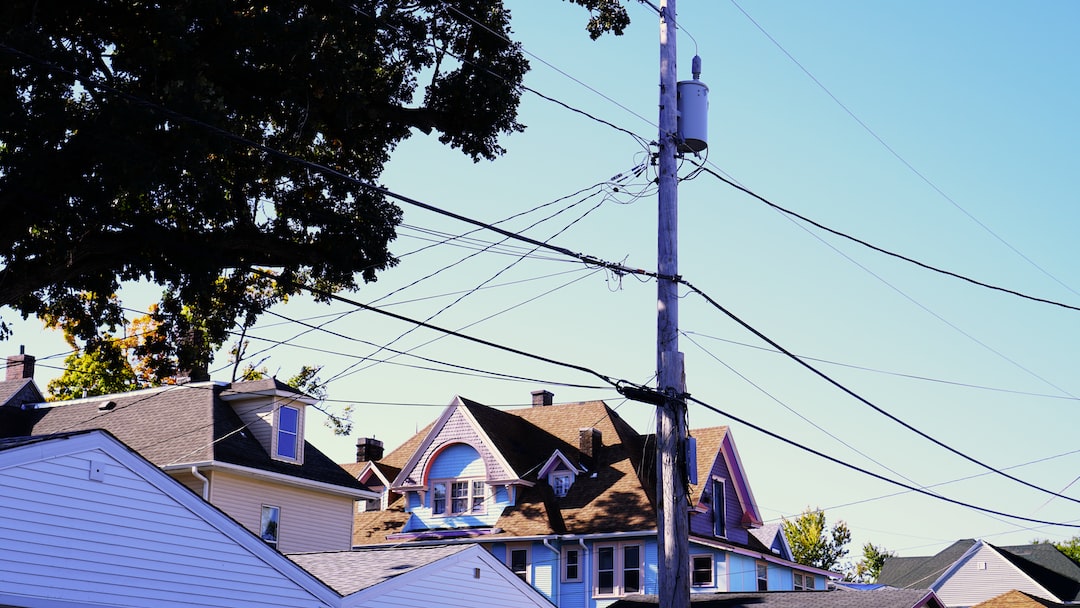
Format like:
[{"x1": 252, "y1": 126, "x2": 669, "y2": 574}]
[{"x1": 0, "y1": 353, "x2": 375, "y2": 553}]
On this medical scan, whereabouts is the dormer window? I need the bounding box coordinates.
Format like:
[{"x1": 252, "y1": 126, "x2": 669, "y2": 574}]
[
  {"x1": 552, "y1": 471, "x2": 573, "y2": 497},
  {"x1": 538, "y1": 450, "x2": 579, "y2": 499},
  {"x1": 274, "y1": 404, "x2": 302, "y2": 462}
]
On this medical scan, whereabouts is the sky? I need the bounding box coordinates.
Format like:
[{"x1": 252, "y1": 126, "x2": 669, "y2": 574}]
[{"x1": 6, "y1": 1, "x2": 1080, "y2": 564}]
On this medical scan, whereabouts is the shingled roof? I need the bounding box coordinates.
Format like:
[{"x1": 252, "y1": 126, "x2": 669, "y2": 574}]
[
  {"x1": 350, "y1": 396, "x2": 663, "y2": 545},
  {"x1": 878, "y1": 540, "x2": 1080, "y2": 603},
  {"x1": 0, "y1": 380, "x2": 366, "y2": 492}
]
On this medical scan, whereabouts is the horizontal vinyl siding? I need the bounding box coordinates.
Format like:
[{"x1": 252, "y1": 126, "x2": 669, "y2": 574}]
[
  {"x1": 210, "y1": 470, "x2": 353, "y2": 553},
  {"x1": 0, "y1": 448, "x2": 329, "y2": 608},
  {"x1": 938, "y1": 544, "x2": 1056, "y2": 606},
  {"x1": 354, "y1": 553, "x2": 549, "y2": 608}
]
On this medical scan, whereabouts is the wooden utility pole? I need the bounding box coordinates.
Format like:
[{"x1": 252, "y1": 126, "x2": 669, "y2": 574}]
[{"x1": 656, "y1": 1, "x2": 690, "y2": 607}]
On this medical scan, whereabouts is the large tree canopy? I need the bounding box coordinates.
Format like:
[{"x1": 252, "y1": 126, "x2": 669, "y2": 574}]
[{"x1": 0, "y1": 0, "x2": 629, "y2": 374}]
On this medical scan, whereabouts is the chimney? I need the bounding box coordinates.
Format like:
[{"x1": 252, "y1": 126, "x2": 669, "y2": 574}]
[
  {"x1": 579, "y1": 427, "x2": 601, "y2": 465},
  {"x1": 5, "y1": 347, "x2": 35, "y2": 382},
  {"x1": 531, "y1": 389, "x2": 554, "y2": 407},
  {"x1": 356, "y1": 437, "x2": 384, "y2": 463}
]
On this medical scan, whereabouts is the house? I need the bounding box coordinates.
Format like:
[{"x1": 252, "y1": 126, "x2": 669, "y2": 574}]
[
  {"x1": 0, "y1": 351, "x2": 377, "y2": 553},
  {"x1": 343, "y1": 390, "x2": 836, "y2": 607},
  {"x1": 0, "y1": 429, "x2": 557, "y2": 608},
  {"x1": 610, "y1": 588, "x2": 946, "y2": 608},
  {"x1": 291, "y1": 544, "x2": 555, "y2": 607},
  {"x1": 877, "y1": 539, "x2": 1080, "y2": 607}
]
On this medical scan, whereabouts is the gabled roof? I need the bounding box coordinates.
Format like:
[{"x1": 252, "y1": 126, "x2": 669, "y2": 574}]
[
  {"x1": 0, "y1": 429, "x2": 340, "y2": 607},
  {"x1": 749, "y1": 522, "x2": 792, "y2": 560},
  {"x1": 690, "y1": 426, "x2": 763, "y2": 528},
  {"x1": 290, "y1": 545, "x2": 472, "y2": 595},
  {"x1": 611, "y1": 588, "x2": 945, "y2": 608},
  {"x1": 0, "y1": 380, "x2": 367, "y2": 494},
  {"x1": 291, "y1": 544, "x2": 556, "y2": 608},
  {"x1": 0, "y1": 377, "x2": 43, "y2": 407},
  {"x1": 351, "y1": 396, "x2": 658, "y2": 543},
  {"x1": 878, "y1": 539, "x2": 1080, "y2": 602}
]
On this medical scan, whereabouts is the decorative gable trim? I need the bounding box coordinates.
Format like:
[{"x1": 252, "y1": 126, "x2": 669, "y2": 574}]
[
  {"x1": 390, "y1": 397, "x2": 521, "y2": 491},
  {"x1": 537, "y1": 450, "x2": 580, "y2": 478}
]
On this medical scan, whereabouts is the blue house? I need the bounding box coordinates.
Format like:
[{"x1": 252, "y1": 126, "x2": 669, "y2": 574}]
[{"x1": 345, "y1": 391, "x2": 836, "y2": 607}]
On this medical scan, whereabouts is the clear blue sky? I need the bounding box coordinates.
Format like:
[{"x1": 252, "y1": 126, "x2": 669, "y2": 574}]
[{"x1": 7, "y1": 1, "x2": 1080, "y2": 562}]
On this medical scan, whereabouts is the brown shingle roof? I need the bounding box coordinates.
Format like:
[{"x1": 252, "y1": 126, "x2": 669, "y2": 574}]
[{"x1": 348, "y1": 397, "x2": 660, "y2": 544}]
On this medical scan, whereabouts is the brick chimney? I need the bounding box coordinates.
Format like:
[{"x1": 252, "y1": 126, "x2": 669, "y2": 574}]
[
  {"x1": 579, "y1": 427, "x2": 601, "y2": 465},
  {"x1": 531, "y1": 389, "x2": 554, "y2": 407},
  {"x1": 5, "y1": 347, "x2": 35, "y2": 382},
  {"x1": 356, "y1": 437, "x2": 384, "y2": 463}
]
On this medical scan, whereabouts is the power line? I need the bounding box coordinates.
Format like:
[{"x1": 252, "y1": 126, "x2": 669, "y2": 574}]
[
  {"x1": 685, "y1": 392, "x2": 1080, "y2": 530},
  {"x1": 692, "y1": 159, "x2": 1080, "y2": 314},
  {"x1": 683, "y1": 330, "x2": 1079, "y2": 402},
  {"x1": 727, "y1": 0, "x2": 1080, "y2": 301},
  {"x1": 679, "y1": 278, "x2": 1080, "y2": 508}
]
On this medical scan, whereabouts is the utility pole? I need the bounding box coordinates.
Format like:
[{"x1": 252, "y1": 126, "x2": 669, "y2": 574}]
[{"x1": 656, "y1": 0, "x2": 690, "y2": 607}]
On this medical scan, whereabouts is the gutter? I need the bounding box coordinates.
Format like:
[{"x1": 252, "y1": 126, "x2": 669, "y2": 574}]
[
  {"x1": 190, "y1": 466, "x2": 210, "y2": 500},
  {"x1": 542, "y1": 537, "x2": 560, "y2": 606},
  {"x1": 163, "y1": 461, "x2": 379, "y2": 500}
]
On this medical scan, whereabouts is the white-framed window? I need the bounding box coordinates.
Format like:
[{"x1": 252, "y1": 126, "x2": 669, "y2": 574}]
[
  {"x1": 594, "y1": 542, "x2": 644, "y2": 597},
  {"x1": 756, "y1": 561, "x2": 768, "y2": 591},
  {"x1": 794, "y1": 572, "x2": 814, "y2": 591},
  {"x1": 507, "y1": 544, "x2": 530, "y2": 582},
  {"x1": 562, "y1": 546, "x2": 582, "y2": 583},
  {"x1": 430, "y1": 478, "x2": 485, "y2": 516},
  {"x1": 691, "y1": 554, "x2": 714, "y2": 587},
  {"x1": 260, "y1": 505, "x2": 281, "y2": 548},
  {"x1": 712, "y1": 478, "x2": 726, "y2": 538},
  {"x1": 274, "y1": 404, "x2": 301, "y2": 461},
  {"x1": 552, "y1": 471, "x2": 573, "y2": 497}
]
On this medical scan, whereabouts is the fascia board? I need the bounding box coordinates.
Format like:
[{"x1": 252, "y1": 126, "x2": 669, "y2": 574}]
[
  {"x1": 721, "y1": 433, "x2": 763, "y2": 527},
  {"x1": 164, "y1": 461, "x2": 379, "y2": 500},
  {"x1": 691, "y1": 535, "x2": 839, "y2": 579}
]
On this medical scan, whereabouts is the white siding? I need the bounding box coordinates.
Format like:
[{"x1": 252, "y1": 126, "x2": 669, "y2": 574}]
[
  {"x1": 344, "y1": 549, "x2": 553, "y2": 608},
  {"x1": 937, "y1": 544, "x2": 1056, "y2": 606},
  {"x1": 0, "y1": 444, "x2": 331, "y2": 608},
  {"x1": 210, "y1": 469, "x2": 353, "y2": 553}
]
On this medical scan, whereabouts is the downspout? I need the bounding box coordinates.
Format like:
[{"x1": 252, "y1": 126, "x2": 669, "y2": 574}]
[
  {"x1": 542, "y1": 537, "x2": 560, "y2": 606},
  {"x1": 578, "y1": 538, "x2": 589, "y2": 608},
  {"x1": 190, "y1": 466, "x2": 210, "y2": 500}
]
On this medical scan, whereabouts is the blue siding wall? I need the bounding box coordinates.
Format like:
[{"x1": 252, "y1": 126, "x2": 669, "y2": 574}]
[{"x1": 729, "y1": 553, "x2": 757, "y2": 592}]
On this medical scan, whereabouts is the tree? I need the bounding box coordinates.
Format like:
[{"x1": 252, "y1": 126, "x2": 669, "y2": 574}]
[
  {"x1": 848, "y1": 542, "x2": 896, "y2": 583},
  {"x1": 0, "y1": 0, "x2": 630, "y2": 369},
  {"x1": 782, "y1": 507, "x2": 852, "y2": 571}
]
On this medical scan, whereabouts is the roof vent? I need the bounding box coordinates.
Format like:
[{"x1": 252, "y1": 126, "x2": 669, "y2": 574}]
[{"x1": 98, "y1": 400, "x2": 117, "y2": 411}]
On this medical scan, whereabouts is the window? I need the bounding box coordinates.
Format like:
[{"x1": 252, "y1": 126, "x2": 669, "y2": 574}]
[
  {"x1": 552, "y1": 471, "x2": 573, "y2": 497},
  {"x1": 712, "y1": 479, "x2": 726, "y2": 537},
  {"x1": 691, "y1": 555, "x2": 714, "y2": 587},
  {"x1": 508, "y1": 545, "x2": 530, "y2": 582},
  {"x1": 431, "y1": 481, "x2": 447, "y2": 514},
  {"x1": 275, "y1": 405, "x2": 300, "y2": 460},
  {"x1": 756, "y1": 561, "x2": 768, "y2": 591},
  {"x1": 794, "y1": 572, "x2": 814, "y2": 591},
  {"x1": 260, "y1": 505, "x2": 280, "y2": 548},
  {"x1": 431, "y1": 478, "x2": 485, "y2": 516},
  {"x1": 562, "y1": 547, "x2": 582, "y2": 582},
  {"x1": 594, "y1": 542, "x2": 644, "y2": 597}
]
